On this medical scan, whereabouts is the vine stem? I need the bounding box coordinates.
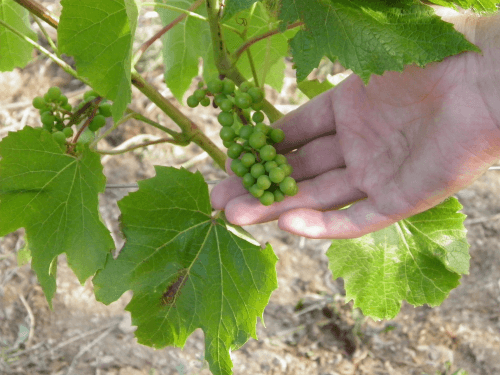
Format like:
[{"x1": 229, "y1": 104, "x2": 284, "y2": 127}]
[
  {"x1": 13, "y1": 0, "x2": 59, "y2": 28},
  {"x1": 132, "y1": 0, "x2": 205, "y2": 67},
  {"x1": 12, "y1": 0, "x2": 228, "y2": 171},
  {"x1": 232, "y1": 21, "x2": 304, "y2": 63},
  {"x1": 131, "y1": 70, "x2": 227, "y2": 170},
  {"x1": 205, "y1": 0, "x2": 284, "y2": 123}
]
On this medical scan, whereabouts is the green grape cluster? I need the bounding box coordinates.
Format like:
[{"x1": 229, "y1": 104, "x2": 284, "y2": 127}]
[
  {"x1": 32, "y1": 87, "x2": 113, "y2": 149},
  {"x1": 187, "y1": 77, "x2": 298, "y2": 206}
]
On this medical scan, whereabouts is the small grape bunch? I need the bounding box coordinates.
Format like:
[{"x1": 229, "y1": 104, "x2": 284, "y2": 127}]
[
  {"x1": 33, "y1": 87, "x2": 113, "y2": 149},
  {"x1": 187, "y1": 77, "x2": 298, "y2": 206}
]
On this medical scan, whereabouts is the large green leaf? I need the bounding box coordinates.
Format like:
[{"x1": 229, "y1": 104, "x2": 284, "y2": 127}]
[
  {"x1": 0, "y1": 0, "x2": 37, "y2": 71},
  {"x1": 0, "y1": 127, "x2": 114, "y2": 308},
  {"x1": 278, "y1": 0, "x2": 484, "y2": 84},
  {"x1": 58, "y1": 0, "x2": 139, "y2": 122},
  {"x1": 155, "y1": 0, "x2": 215, "y2": 104},
  {"x1": 425, "y1": 0, "x2": 498, "y2": 13},
  {"x1": 297, "y1": 78, "x2": 334, "y2": 99},
  {"x1": 93, "y1": 166, "x2": 278, "y2": 375},
  {"x1": 327, "y1": 197, "x2": 469, "y2": 320}
]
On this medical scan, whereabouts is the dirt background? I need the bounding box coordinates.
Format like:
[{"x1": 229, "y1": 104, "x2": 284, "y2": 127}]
[{"x1": 1, "y1": 1, "x2": 500, "y2": 375}]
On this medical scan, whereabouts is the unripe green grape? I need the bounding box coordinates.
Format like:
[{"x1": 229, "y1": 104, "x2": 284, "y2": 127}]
[
  {"x1": 218, "y1": 111, "x2": 234, "y2": 127},
  {"x1": 265, "y1": 161, "x2": 278, "y2": 173},
  {"x1": 280, "y1": 163, "x2": 293, "y2": 177},
  {"x1": 63, "y1": 127, "x2": 74, "y2": 138},
  {"x1": 235, "y1": 93, "x2": 252, "y2": 109},
  {"x1": 279, "y1": 177, "x2": 298, "y2": 196},
  {"x1": 62, "y1": 103, "x2": 73, "y2": 112},
  {"x1": 197, "y1": 81, "x2": 205, "y2": 88},
  {"x1": 194, "y1": 89, "x2": 207, "y2": 101},
  {"x1": 269, "y1": 167, "x2": 285, "y2": 183},
  {"x1": 274, "y1": 189, "x2": 285, "y2": 202},
  {"x1": 84, "y1": 90, "x2": 98, "y2": 100},
  {"x1": 98, "y1": 103, "x2": 113, "y2": 117},
  {"x1": 222, "y1": 79, "x2": 235, "y2": 95},
  {"x1": 214, "y1": 94, "x2": 227, "y2": 107},
  {"x1": 200, "y1": 97, "x2": 211, "y2": 107},
  {"x1": 242, "y1": 140, "x2": 252, "y2": 151},
  {"x1": 259, "y1": 145, "x2": 276, "y2": 161},
  {"x1": 248, "y1": 87, "x2": 265, "y2": 103},
  {"x1": 254, "y1": 122, "x2": 270, "y2": 135},
  {"x1": 230, "y1": 159, "x2": 248, "y2": 177},
  {"x1": 249, "y1": 131, "x2": 266, "y2": 149},
  {"x1": 187, "y1": 95, "x2": 199, "y2": 108},
  {"x1": 32, "y1": 96, "x2": 46, "y2": 109},
  {"x1": 44, "y1": 92, "x2": 53, "y2": 102},
  {"x1": 41, "y1": 113, "x2": 56, "y2": 127},
  {"x1": 227, "y1": 143, "x2": 244, "y2": 159},
  {"x1": 250, "y1": 163, "x2": 265, "y2": 179},
  {"x1": 55, "y1": 121, "x2": 65, "y2": 131},
  {"x1": 241, "y1": 152, "x2": 256, "y2": 168},
  {"x1": 259, "y1": 191, "x2": 274, "y2": 206},
  {"x1": 52, "y1": 131, "x2": 66, "y2": 144},
  {"x1": 219, "y1": 99, "x2": 233, "y2": 112},
  {"x1": 207, "y1": 78, "x2": 223, "y2": 94},
  {"x1": 58, "y1": 95, "x2": 68, "y2": 105},
  {"x1": 252, "y1": 111, "x2": 265, "y2": 123},
  {"x1": 274, "y1": 154, "x2": 287, "y2": 165},
  {"x1": 47, "y1": 86, "x2": 62, "y2": 101},
  {"x1": 223, "y1": 140, "x2": 234, "y2": 148},
  {"x1": 270, "y1": 128, "x2": 285, "y2": 143},
  {"x1": 242, "y1": 173, "x2": 255, "y2": 188},
  {"x1": 239, "y1": 125, "x2": 253, "y2": 140},
  {"x1": 88, "y1": 114, "x2": 106, "y2": 131},
  {"x1": 220, "y1": 127, "x2": 236, "y2": 142},
  {"x1": 239, "y1": 82, "x2": 252, "y2": 92},
  {"x1": 251, "y1": 102, "x2": 264, "y2": 111},
  {"x1": 249, "y1": 184, "x2": 264, "y2": 198},
  {"x1": 257, "y1": 175, "x2": 271, "y2": 190}
]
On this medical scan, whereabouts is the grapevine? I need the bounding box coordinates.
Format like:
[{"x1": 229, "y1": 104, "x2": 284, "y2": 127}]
[{"x1": 187, "y1": 77, "x2": 298, "y2": 205}]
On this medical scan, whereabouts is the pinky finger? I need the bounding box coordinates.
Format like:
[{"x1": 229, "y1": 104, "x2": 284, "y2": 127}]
[{"x1": 277, "y1": 199, "x2": 403, "y2": 240}]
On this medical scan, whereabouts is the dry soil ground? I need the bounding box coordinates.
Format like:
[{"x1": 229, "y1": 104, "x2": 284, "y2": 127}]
[{"x1": 1, "y1": 1, "x2": 500, "y2": 375}]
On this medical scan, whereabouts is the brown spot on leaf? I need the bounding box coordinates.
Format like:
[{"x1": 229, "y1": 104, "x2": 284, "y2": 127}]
[{"x1": 161, "y1": 269, "x2": 189, "y2": 307}]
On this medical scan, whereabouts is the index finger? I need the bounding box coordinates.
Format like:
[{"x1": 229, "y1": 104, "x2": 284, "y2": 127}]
[{"x1": 271, "y1": 87, "x2": 338, "y2": 154}]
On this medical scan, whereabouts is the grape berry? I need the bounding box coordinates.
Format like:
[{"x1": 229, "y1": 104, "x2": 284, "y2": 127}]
[{"x1": 189, "y1": 77, "x2": 298, "y2": 206}]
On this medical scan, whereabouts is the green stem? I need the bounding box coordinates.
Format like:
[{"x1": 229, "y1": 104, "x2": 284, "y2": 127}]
[
  {"x1": 125, "y1": 109, "x2": 183, "y2": 138},
  {"x1": 32, "y1": 16, "x2": 59, "y2": 56},
  {"x1": 205, "y1": 0, "x2": 283, "y2": 123},
  {"x1": 131, "y1": 70, "x2": 227, "y2": 170},
  {"x1": 95, "y1": 137, "x2": 186, "y2": 155},
  {"x1": 0, "y1": 19, "x2": 89, "y2": 87},
  {"x1": 246, "y1": 49, "x2": 259, "y2": 87}
]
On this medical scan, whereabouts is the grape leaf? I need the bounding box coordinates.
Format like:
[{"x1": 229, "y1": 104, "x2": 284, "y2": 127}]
[
  {"x1": 424, "y1": 0, "x2": 498, "y2": 13},
  {"x1": 0, "y1": 0, "x2": 37, "y2": 72},
  {"x1": 93, "y1": 166, "x2": 278, "y2": 375},
  {"x1": 155, "y1": 0, "x2": 215, "y2": 104},
  {"x1": 221, "y1": 0, "x2": 259, "y2": 22},
  {"x1": 0, "y1": 127, "x2": 114, "y2": 308},
  {"x1": 278, "y1": 0, "x2": 483, "y2": 84},
  {"x1": 327, "y1": 197, "x2": 468, "y2": 320},
  {"x1": 58, "y1": 0, "x2": 139, "y2": 122},
  {"x1": 223, "y1": 2, "x2": 298, "y2": 90},
  {"x1": 297, "y1": 79, "x2": 334, "y2": 99}
]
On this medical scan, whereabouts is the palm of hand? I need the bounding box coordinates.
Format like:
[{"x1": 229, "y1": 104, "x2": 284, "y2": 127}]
[{"x1": 211, "y1": 53, "x2": 500, "y2": 239}]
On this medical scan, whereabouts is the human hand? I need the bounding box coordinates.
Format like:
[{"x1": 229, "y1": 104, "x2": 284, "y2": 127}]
[{"x1": 211, "y1": 6, "x2": 500, "y2": 239}]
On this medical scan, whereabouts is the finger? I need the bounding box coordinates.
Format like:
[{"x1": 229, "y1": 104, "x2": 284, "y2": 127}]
[
  {"x1": 223, "y1": 168, "x2": 367, "y2": 226},
  {"x1": 284, "y1": 135, "x2": 345, "y2": 181},
  {"x1": 277, "y1": 198, "x2": 407, "y2": 239},
  {"x1": 210, "y1": 174, "x2": 246, "y2": 210},
  {"x1": 271, "y1": 88, "x2": 338, "y2": 154}
]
